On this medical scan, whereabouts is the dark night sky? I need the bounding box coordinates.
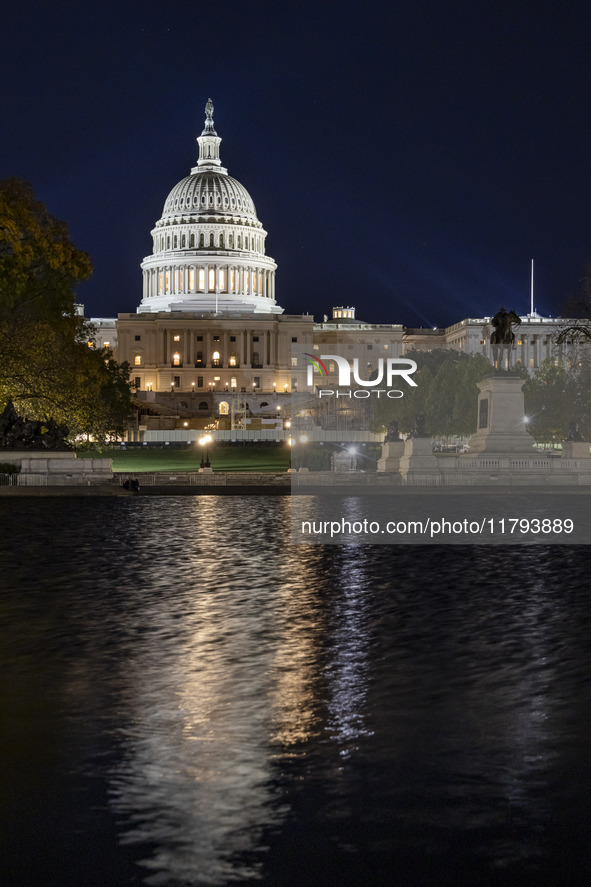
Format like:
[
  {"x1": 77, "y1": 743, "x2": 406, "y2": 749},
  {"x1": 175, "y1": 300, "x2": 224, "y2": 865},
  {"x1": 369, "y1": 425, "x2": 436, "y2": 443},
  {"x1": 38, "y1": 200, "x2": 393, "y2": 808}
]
[{"x1": 2, "y1": 0, "x2": 591, "y2": 326}]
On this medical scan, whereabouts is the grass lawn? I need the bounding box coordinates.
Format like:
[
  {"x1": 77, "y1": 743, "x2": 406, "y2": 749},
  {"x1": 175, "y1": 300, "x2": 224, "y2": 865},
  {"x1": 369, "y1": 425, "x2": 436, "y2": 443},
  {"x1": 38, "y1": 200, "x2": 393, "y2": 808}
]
[{"x1": 77, "y1": 444, "x2": 291, "y2": 473}]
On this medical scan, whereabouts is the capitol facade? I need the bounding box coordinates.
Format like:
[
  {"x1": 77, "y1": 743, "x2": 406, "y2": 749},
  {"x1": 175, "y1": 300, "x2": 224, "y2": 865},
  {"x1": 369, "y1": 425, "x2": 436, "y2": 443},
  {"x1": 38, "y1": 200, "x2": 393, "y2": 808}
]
[{"x1": 89, "y1": 101, "x2": 580, "y2": 440}]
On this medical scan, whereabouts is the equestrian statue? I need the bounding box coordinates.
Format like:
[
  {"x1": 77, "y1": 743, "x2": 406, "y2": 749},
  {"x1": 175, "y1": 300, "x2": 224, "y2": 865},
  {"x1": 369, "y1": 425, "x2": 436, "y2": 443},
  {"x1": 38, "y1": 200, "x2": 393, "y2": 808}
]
[{"x1": 490, "y1": 307, "x2": 521, "y2": 369}]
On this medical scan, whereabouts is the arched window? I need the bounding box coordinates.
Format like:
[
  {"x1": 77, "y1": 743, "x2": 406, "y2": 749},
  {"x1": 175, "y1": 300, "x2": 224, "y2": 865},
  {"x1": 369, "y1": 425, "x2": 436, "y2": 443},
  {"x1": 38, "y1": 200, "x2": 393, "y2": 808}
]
[
  {"x1": 237, "y1": 235, "x2": 241, "y2": 248},
  {"x1": 229, "y1": 234, "x2": 233, "y2": 248},
  {"x1": 198, "y1": 401, "x2": 208, "y2": 410},
  {"x1": 173, "y1": 235, "x2": 178, "y2": 248},
  {"x1": 172, "y1": 352, "x2": 181, "y2": 366},
  {"x1": 181, "y1": 234, "x2": 186, "y2": 248},
  {"x1": 208, "y1": 268, "x2": 215, "y2": 291},
  {"x1": 219, "y1": 402, "x2": 229, "y2": 415},
  {"x1": 134, "y1": 355, "x2": 142, "y2": 366},
  {"x1": 167, "y1": 236, "x2": 170, "y2": 249},
  {"x1": 210, "y1": 233, "x2": 214, "y2": 247},
  {"x1": 190, "y1": 234, "x2": 195, "y2": 248},
  {"x1": 219, "y1": 234, "x2": 224, "y2": 249},
  {"x1": 198, "y1": 269, "x2": 205, "y2": 290},
  {"x1": 199, "y1": 233, "x2": 204, "y2": 248}
]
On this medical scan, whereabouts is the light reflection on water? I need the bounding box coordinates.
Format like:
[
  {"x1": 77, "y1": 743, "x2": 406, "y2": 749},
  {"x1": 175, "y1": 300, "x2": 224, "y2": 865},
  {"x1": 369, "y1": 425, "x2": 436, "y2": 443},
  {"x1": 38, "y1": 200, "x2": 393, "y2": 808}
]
[{"x1": 1, "y1": 497, "x2": 591, "y2": 886}]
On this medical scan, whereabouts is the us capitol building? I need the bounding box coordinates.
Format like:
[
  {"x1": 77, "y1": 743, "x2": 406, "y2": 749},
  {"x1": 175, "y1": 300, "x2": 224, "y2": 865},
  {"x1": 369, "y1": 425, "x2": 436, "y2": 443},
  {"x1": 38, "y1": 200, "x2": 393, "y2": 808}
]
[{"x1": 89, "y1": 101, "x2": 579, "y2": 440}]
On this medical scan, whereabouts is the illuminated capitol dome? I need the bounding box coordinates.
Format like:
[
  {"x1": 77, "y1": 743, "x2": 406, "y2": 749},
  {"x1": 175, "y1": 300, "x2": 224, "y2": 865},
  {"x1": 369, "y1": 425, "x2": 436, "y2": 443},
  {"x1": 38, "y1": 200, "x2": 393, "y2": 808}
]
[{"x1": 138, "y1": 99, "x2": 280, "y2": 314}]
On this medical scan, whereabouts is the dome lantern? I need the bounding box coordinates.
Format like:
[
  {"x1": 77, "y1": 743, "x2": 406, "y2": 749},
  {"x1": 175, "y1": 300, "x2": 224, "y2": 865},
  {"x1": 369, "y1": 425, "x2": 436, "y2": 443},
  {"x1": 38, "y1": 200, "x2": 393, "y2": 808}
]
[{"x1": 194, "y1": 98, "x2": 223, "y2": 171}]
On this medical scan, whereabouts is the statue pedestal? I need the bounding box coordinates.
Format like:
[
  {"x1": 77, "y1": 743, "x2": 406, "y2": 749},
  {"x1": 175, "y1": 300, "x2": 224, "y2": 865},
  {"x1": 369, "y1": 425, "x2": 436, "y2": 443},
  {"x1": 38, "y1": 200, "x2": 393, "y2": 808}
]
[
  {"x1": 467, "y1": 374, "x2": 535, "y2": 455},
  {"x1": 377, "y1": 440, "x2": 405, "y2": 472},
  {"x1": 399, "y1": 437, "x2": 439, "y2": 481},
  {"x1": 561, "y1": 441, "x2": 590, "y2": 459}
]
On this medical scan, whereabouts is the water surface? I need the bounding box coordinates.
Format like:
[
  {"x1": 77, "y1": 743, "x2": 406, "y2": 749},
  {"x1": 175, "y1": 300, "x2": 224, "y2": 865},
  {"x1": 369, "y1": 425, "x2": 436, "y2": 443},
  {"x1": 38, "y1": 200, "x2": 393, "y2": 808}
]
[{"x1": 1, "y1": 497, "x2": 590, "y2": 886}]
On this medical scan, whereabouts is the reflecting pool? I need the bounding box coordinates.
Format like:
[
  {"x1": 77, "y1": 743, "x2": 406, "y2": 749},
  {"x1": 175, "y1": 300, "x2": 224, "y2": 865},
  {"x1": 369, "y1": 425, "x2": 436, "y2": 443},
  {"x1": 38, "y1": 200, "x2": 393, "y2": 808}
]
[{"x1": 1, "y1": 497, "x2": 590, "y2": 886}]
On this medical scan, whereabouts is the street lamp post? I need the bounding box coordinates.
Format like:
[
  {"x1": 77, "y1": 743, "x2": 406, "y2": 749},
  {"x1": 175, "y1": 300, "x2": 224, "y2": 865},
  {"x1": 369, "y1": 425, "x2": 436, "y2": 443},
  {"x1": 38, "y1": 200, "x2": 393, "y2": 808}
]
[{"x1": 199, "y1": 434, "x2": 212, "y2": 469}]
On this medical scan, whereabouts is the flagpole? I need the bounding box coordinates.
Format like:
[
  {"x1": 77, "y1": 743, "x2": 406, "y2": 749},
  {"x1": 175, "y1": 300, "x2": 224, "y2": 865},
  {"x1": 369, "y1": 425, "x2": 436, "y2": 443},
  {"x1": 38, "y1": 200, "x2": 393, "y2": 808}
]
[{"x1": 530, "y1": 259, "x2": 534, "y2": 316}]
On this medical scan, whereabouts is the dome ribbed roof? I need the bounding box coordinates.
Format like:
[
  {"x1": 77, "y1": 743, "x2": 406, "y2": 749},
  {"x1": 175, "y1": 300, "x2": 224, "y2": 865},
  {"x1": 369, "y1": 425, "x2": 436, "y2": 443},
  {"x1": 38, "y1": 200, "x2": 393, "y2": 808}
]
[{"x1": 160, "y1": 172, "x2": 258, "y2": 223}]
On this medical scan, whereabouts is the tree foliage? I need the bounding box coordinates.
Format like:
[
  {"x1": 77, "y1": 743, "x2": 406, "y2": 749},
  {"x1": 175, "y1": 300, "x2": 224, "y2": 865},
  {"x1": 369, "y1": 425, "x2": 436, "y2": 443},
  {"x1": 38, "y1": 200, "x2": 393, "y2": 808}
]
[
  {"x1": 0, "y1": 179, "x2": 132, "y2": 442},
  {"x1": 370, "y1": 349, "x2": 491, "y2": 438},
  {"x1": 523, "y1": 356, "x2": 591, "y2": 443}
]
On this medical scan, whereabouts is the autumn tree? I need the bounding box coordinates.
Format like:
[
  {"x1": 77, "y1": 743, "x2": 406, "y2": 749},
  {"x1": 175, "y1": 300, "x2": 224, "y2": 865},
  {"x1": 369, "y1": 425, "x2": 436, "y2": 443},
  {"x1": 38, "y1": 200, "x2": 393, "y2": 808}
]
[{"x1": 0, "y1": 179, "x2": 132, "y2": 442}]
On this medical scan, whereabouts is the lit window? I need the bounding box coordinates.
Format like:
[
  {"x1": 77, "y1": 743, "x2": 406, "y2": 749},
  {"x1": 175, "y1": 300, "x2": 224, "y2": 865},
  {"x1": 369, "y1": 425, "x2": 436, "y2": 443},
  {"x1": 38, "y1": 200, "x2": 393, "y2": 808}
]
[
  {"x1": 291, "y1": 357, "x2": 298, "y2": 366},
  {"x1": 87, "y1": 341, "x2": 94, "y2": 348},
  {"x1": 212, "y1": 351, "x2": 220, "y2": 361},
  {"x1": 329, "y1": 362, "x2": 335, "y2": 373},
  {"x1": 165, "y1": 272, "x2": 170, "y2": 293},
  {"x1": 219, "y1": 402, "x2": 229, "y2": 415},
  {"x1": 230, "y1": 269, "x2": 235, "y2": 290},
  {"x1": 219, "y1": 269, "x2": 226, "y2": 290},
  {"x1": 159, "y1": 273, "x2": 163, "y2": 293},
  {"x1": 198, "y1": 269, "x2": 205, "y2": 290},
  {"x1": 208, "y1": 268, "x2": 215, "y2": 290},
  {"x1": 229, "y1": 355, "x2": 236, "y2": 366},
  {"x1": 103, "y1": 341, "x2": 110, "y2": 347},
  {"x1": 189, "y1": 269, "x2": 195, "y2": 290},
  {"x1": 173, "y1": 335, "x2": 180, "y2": 342},
  {"x1": 173, "y1": 353, "x2": 181, "y2": 366},
  {"x1": 179, "y1": 270, "x2": 183, "y2": 289},
  {"x1": 134, "y1": 355, "x2": 142, "y2": 366},
  {"x1": 231, "y1": 377, "x2": 237, "y2": 387}
]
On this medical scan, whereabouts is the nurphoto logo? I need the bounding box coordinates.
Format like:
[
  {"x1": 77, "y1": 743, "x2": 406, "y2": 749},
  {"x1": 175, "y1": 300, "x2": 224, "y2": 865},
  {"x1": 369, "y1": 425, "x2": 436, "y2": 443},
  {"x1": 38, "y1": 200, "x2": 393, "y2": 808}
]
[{"x1": 302, "y1": 353, "x2": 418, "y2": 398}]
